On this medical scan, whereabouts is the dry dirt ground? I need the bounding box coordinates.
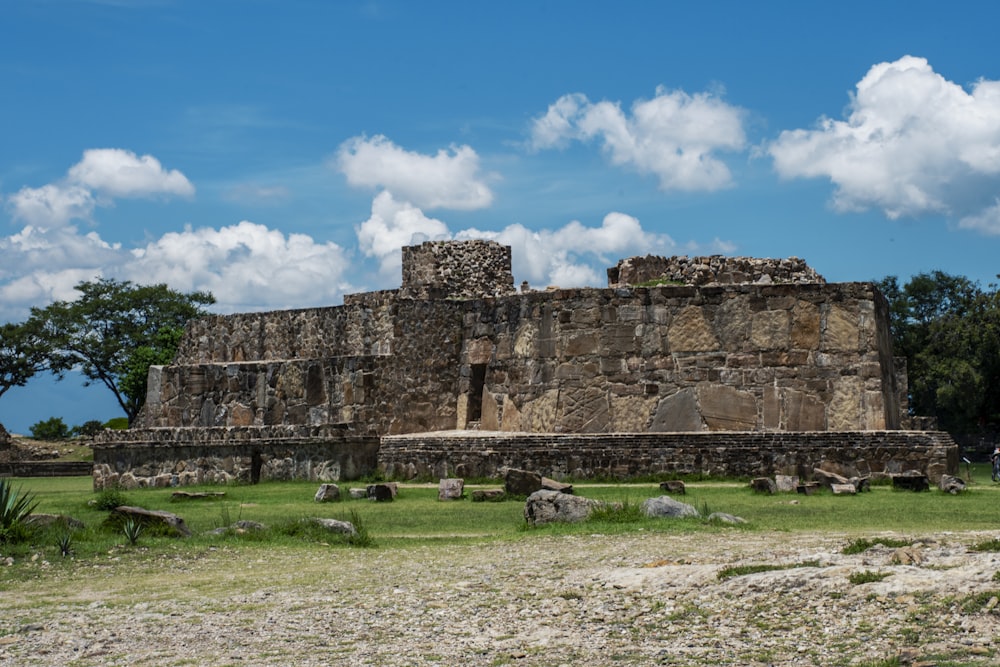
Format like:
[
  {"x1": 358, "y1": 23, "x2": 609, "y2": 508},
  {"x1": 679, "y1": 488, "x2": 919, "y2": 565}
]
[{"x1": 2, "y1": 529, "x2": 1000, "y2": 666}]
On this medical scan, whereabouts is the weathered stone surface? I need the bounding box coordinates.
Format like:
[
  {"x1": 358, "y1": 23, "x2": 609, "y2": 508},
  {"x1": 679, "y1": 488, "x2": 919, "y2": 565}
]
[
  {"x1": 890, "y1": 546, "x2": 924, "y2": 565},
  {"x1": 471, "y1": 489, "x2": 505, "y2": 502},
  {"x1": 308, "y1": 517, "x2": 357, "y2": 536},
  {"x1": 641, "y1": 495, "x2": 699, "y2": 519},
  {"x1": 438, "y1": 478, "x2": 464, "y2": 501},
  {"x1": 707, "y1": 512, "x2": 746, "y2": 524},
  {"x1": 751, "y1": 477, "x2": 777, "y2": 494},
  {"x1": 111, "y1": 506, "x2": 191, "y2": 537},
  {"x1": 314, "y1": 483, "x2": 341, "y2": 502},
  {"x1": 659, "y1": 480, "x2": 686, "y2": 495},
  {"x1": 812, "y1": 467, "x2": 850, "y2": 489},
  {"x1": 892, "y1": 472, "x2": 930, "y2": 492},
  {"x1": 668, "y1": 307, "x2": 719, "y2": 352},
  {"x1": 0, "y1": 422, "x2": 10, "y2": 449},
  {"x1": 171, "y1": 491, "x2": 226, "y2": 501},
  {"x1": 849, "y1": 476, "x2": 871, "y2": 493},
  {"x1": 830, "y1": 483, "x2": 856, "y2": 495},
  {"x1": 774, "y1": 474, "x2": 799, "y2": 492},
  {"x1": 541, "y1": 477, "x2": 573, "y2": 494},
  {"x1": 797, "y1": 483, "x2": 820, "y2": 495},
  {"x1": 608, "y1": 255, "x2": 825, "y2": 288},
  {"x1": 650, "y1": 389, "x2": 703, "y2": 432},
  {"x1": 505, "y1": 468, "x2": 543, "y2": 496},
  {"x1": 938, "y1": 474, "x2": 966, "y2": 494},
  {"x1": 349, "y1": 488, "x2": 367, "y2": 500},
  {"x1": 367, "y1": 483, "x2": 398, "y2": 501},
  {"x1": 698, "y1": 386, "x2": 757, "y2": 430},
  {"x1": 524, "y1": 490, "x2": 596, "y2": 526}
]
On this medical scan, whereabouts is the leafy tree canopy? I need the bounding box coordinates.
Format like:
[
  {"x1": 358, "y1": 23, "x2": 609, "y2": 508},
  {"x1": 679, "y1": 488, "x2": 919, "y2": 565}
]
[
  {"x1": 877, "y1": 271, "x2": 1000, "y2": 433},
  {"x1": 0, "y1": 319, "x2": 51, "y2": 401},
  {"x1": 26, "y1": 278, "x2": 214, "y2": 424}
]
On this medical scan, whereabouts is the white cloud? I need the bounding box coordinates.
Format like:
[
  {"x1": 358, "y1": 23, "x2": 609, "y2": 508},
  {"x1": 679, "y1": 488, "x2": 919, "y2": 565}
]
[
  {"x1": 529, "y1": 87, "x2": 747, "y2": 191},
  {"x1": 336, "y1": 135, "x2": 494, "y2": 210},
  {"x1": 958, "y1": 200, "x2": 1000, "y2": 235},
  {"x1": 6, "y1": 184, "x2": 95, "y2": 228},
  {"x1": 68, "y1": 148, "x2": 195, "y2": 198},
  {"x1": 769, "y1": 56, "x2": 1000, "y2": 223},
  {"x1": 456, "y1": 212, "x2": 677, "y2": 288},
  {"x1": 355, "y1": 191, "x2": 451, "y2": 277},
  {"x1": 5, "y1": 148, "x2": 194, "y2": 230},
  {"x1": 127, "y1": 221, "x2": 352, "y2": 312}
]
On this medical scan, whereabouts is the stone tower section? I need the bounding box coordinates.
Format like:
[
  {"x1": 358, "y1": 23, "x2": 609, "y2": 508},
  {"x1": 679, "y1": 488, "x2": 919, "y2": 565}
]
[{"x1": 400, "y1": 240, "x2": 516, "y2": 300}]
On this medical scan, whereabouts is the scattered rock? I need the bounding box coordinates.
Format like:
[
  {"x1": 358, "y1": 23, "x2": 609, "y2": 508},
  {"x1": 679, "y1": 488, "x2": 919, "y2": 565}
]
[
  {"x1": 774, "y1": 474, "x2": 798, "y2": 493},
  {"x1": 892, "y1": 472, "x2": 930, "y2": 492},
  {"x1": 641, "y1": 495, "x2": 699, "y2": 519},
  {"x1": 207, "y1": 520, "x2": 267, "y2": 536},
  {"x1": 849, "y1": 476, "x2": 871, "y2": 493},
  {"x1": 831, "y1": 483, "x2": 857, "y2": 495},
  {"x1": 707, "y1": 512, "x2": 746, "y2": 524},
  {"x1": 348, "y1": 488, "x2": 367, "y2": 500},
  {"x1": 471, "y1": 489, "x2": 505, "y2": 502},
  {"x1": 750, "y1": 477, "x2": 776, "y2": 494},
  {"x1": 524, "y1": 490, "x2": 597, "y2": 526},
  {"x1": 812, "y1": 468, "x2": 850, "y2": 489},
  {"x1": 541, "y1": 477, "x2": 573, "y2": 494},
  {"x1": 505, "y1": 468, "x2": 542, "y2": 496},
  {"x1": 659, "y1": 480, "x2": 686, "y2": 495},
  {"x1": 110, "y1": 506, "x2": 191, "y2": 537},
  {"x1": 367, "y1": 483, "x2": 398, "y2": 502},
  {"x1": 938, "y1": 474, "x2": 966, "y2": 494},
  {"x1": 796, "y1": 483, "x2": 820, "y2": 495},
  {"x1": 438, "y1": 478, "x2": 464, "y2": 501},
  {"x1": 890, "y1": 545, "x2": 924, "y2": 565},
  {"x1": 314, "y1": 484, "x2": 341, "y2": 502},
  {"x1": 307, "y1": 517, "x2": 357, "y2": 536},
  {"x1": 171, "y1": 491, "x2": 226, "y2": 501}
]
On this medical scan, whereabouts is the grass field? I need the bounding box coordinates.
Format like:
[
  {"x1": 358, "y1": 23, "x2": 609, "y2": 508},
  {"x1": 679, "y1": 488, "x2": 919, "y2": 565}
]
[{"x1": 3, "y1": 465, "x2": 1000, "y2": 569}]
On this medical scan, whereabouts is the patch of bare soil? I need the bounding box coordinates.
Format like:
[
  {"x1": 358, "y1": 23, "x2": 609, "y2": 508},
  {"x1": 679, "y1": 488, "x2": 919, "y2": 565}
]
[{"x1": 1, "y1": 530, "x2": 999, "y2": 666}]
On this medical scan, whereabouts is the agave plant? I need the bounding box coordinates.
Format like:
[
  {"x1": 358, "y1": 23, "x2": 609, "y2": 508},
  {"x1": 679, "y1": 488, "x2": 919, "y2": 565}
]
[
  {"x1": 122, "y1": 517, "x2": 144, "y2": 546},
  {"x1": 0, "y1": 478, "x2": 39, "y2": 543}
]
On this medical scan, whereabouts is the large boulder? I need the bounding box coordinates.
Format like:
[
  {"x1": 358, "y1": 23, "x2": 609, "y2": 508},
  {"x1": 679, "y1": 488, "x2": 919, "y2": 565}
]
[
  {"x1": 505, "y1": 468, "x2": 543, "y2": 496},
  {"x1": 314, "y1": 483, "x2": 341, "y2": 502},
  {"x1": 111, "y1": 506, "x2": 191, "y2": 537},
  {"x1": 307, "y1": 517, "x2": 357, "y2": 536},
  {"x1": 641, "y1": 495, "x2": 700, "y2": 519},
  {"x1": 938, "y1": 474, "x2": 966, "y2": 495},
  {"x1": 438, "y1": 478, "x2": 464, "y2": 501},
  {"x1": 524, "y1": 490, "x2": 597, "y2": 526}
]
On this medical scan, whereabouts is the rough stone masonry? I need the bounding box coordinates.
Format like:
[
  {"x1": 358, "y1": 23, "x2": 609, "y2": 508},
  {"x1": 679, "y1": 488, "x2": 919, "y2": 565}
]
[{"x1": 93, "y1": 240, "x2": 956, "y2": 488}]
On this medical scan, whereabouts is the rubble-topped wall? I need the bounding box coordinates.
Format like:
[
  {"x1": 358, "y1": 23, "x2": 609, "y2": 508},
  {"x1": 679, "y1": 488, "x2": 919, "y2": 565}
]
[
  {"x1": 608, "y1": 255, "x2": 825, "y2": 288},
  {"x1": 401, "y1": 239, "x2": 516, "y2": 300}
]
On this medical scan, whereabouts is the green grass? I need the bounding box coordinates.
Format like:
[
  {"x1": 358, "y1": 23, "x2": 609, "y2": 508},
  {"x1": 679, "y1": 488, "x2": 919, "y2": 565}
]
[
  {"x1": 717, "y1": 560, "x2": 821, "y2": 580},
  {"x1": 4, "y1": 474, "x2": 1000, "y2": 568},
  {"x1": 849, "y1": 570, "x2": 891, "y2": 585}
]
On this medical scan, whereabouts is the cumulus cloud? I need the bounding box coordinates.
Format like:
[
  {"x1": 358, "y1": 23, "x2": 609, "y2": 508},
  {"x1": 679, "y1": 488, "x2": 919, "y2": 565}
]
[
  {"x1": 67, "y1": 148, "x2": 195, "y2": 198},
  {"x1": 769, "y1": 56, "x2": 1000, "y2": 223},
  {"x1": 355, "y1": 191, "x2": 450, "y2": 277},
  {"x1": 458, "y1": 212, "x2": 677, "y2": 288},
  {"x1": 529, "y1": 87, "x2": 747, "y2": 191},
  {"x1": 336, "y1": 134, "x2": 494, "y2": 210},
  {"x1": 6, "y1": 148, "x2": 194, "y2": 229},
  {"x1": 127, "y1": 221, "x2": 352, "y2": 312}
]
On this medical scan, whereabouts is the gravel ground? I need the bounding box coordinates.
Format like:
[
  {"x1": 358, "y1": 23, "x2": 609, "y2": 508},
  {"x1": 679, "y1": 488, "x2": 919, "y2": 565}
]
[{"x1": 2, "y1": 530, "x2": 1000, "y2": 666}]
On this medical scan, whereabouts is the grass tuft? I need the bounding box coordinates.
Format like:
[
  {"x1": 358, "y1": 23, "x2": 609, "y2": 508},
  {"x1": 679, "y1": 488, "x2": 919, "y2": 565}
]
[
  {"x1": 849, "y1": 570, "x2": 891, "y2": 585},
  {"x1": 717, "y1": 560, "x2": 821, "y2": 580},
  {"x1": 842, "y1": 537, "x2": 911, "y2": 555}
]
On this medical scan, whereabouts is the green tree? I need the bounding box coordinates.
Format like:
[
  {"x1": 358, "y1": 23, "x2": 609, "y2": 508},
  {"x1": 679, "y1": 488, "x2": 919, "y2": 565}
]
[
  {"x1": 877, "y1": 271, "x2": 1000, "y2": 432},
  {"x1": 0, "y1": 320, "x2": 51, "y2": 400},
  {"x1": 28, "y1": 278, "x2": 214, "y2": 424}
]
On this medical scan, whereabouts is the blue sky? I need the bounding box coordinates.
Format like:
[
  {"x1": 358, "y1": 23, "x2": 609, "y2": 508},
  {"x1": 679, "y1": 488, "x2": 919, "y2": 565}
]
[{"x1": 2, "y1": 0, "x2": 1000, "y2": 433}]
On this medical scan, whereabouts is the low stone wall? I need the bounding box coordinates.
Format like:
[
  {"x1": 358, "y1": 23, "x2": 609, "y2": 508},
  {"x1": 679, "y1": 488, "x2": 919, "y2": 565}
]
[
  {"x1": 608, "y1": 255, "x2": 825, "y2": 287},
  {"x1": 377, "y1": 430, "x2": 958, "y2": 482},
  {"x1": 92, "y1": 425, "x2": 379, "y2": 490}
]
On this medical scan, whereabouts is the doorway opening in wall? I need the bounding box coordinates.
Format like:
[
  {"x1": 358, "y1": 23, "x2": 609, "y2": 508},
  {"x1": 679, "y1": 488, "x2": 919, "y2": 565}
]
[
  {"x1": 251, "y1": 451, "x2": 262, "y2": 484},
  {"x1": 467, "y1": 363, "x2": 486, "y2": 424}
]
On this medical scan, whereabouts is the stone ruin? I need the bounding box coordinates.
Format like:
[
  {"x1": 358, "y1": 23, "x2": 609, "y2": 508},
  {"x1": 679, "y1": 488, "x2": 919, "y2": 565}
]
[{"x1": 93, "y1": 239, "x2": 957, "y2": 488}]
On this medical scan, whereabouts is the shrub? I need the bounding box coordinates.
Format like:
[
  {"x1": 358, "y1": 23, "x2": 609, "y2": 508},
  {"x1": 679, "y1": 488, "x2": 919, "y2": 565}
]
[
  {"x1": 93, "y1": 487, "x2": 130, "y2": 511},
  {"x1": 104, "y1": 417, "x2": 129, "y2": 430},
  {"x1": 849, "y1": 570, "x2": 891, "y2": 585},
  {"x1": 72, "y1": 420, "x2": 106, "y2": 438},
  {"x1": 0, "y1": 478, "x2": 39, "y2": 544},
  {"x1": 29, "y1": 416, "x2": 71, "y2": 441}
]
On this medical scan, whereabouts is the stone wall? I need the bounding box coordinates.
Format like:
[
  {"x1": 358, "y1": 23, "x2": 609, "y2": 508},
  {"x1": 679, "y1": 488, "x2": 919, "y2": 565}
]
[
  {"x1": 608, "y1": 255, "x2": 825, "y2": 288},
  {"x1": 92, "y1": 425, "x2": 380, "y2": 489},
  {"x1": 140, "y1": 280, "x2": 900, "y2": 435},
  {"x1": 400, "y1": 239, "x2": 516, "y2": 300},
  {"x1": 378, "y1": 430, "x2": 958, "y2": 483}
]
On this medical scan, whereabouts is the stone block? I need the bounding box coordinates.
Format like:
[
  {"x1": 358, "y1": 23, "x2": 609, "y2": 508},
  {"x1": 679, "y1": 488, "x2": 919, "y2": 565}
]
[
  {"x1": 698, "y1": 385, "x2": 757, "y2": 430},
  {"x1": 438, "y1": 478, "x2": 464, "y2": 501}
]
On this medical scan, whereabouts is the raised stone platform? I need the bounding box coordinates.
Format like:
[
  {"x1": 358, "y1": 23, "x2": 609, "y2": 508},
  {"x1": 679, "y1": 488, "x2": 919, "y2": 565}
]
[{"x1": 378, "y1": 430, "x2": 958, "y2": 483}]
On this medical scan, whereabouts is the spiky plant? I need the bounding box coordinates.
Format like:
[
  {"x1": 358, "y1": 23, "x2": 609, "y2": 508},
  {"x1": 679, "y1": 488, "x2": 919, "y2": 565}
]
[
  {"x1": 122, "y1": 517, "x2": 144, "y2": 546},
  {"x1": 0, "y1": 478, "x2": 39, "y2": 544}
]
